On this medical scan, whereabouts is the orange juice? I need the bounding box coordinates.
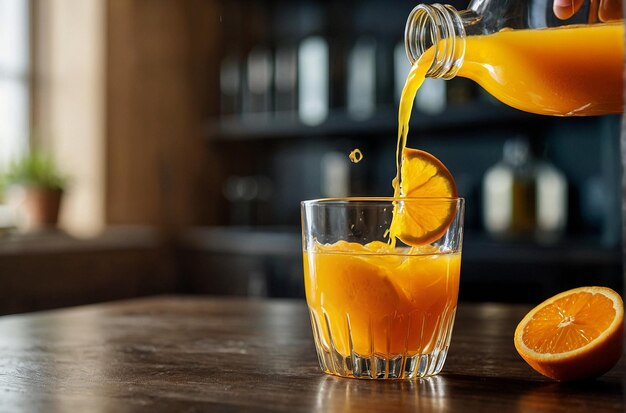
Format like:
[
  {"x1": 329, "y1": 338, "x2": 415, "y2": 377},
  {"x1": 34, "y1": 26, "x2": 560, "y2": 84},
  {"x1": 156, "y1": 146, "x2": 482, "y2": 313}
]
[
  {"x1": 304, "y1": 241, "x2": 460, "y2": 359},
  {"x1": 459, "y1": 23, "x2": 624, "y2": 116}
]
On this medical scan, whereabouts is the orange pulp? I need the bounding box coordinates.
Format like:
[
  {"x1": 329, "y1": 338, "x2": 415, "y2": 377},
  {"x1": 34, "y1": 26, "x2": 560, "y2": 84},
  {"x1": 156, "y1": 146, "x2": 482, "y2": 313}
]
[{"x1": 514, "y1": 286, "x2": 624, "y2": 381}]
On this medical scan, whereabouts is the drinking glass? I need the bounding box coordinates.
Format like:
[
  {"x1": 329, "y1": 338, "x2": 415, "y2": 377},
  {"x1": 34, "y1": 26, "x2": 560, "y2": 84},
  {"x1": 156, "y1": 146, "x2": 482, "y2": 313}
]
[{"x1": 301, "y1": 197, "x2": 464, "y2": 379}]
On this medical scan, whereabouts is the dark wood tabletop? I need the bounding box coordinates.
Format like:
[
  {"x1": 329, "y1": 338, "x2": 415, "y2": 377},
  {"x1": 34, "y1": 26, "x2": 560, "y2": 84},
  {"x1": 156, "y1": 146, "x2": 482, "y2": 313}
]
[{"x1": 0, "y1": 295, "x2": 623, "y2": 412}]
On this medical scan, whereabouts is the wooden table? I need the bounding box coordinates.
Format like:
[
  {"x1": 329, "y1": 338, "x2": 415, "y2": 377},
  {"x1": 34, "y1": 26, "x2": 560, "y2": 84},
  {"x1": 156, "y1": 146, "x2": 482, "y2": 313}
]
[{"x1": 0, "y1": 296, "x2": 623, "y2": 412}]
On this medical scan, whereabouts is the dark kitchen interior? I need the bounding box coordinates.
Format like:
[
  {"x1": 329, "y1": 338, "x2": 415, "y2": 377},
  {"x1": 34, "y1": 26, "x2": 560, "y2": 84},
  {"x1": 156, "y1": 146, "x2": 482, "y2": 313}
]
[{"x1": 0, "y1": 0, "x2": 622, "y2": 315}]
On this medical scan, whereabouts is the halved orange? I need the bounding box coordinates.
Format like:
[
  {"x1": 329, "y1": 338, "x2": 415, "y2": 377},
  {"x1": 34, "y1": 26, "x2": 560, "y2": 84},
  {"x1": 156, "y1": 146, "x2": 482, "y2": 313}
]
[
  {"x1": 514, "y1": 286, "x2": 624, "y2": 381},
  {"x1": 390, "y1": 148, "x2": 458, "y2": 246}
]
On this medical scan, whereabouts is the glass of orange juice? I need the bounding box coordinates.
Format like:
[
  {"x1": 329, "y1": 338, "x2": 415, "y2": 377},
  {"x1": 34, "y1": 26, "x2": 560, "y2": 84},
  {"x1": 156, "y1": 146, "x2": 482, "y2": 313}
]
[{"x1": 301, "y1": 197, "x2": 464, "y2": 379}]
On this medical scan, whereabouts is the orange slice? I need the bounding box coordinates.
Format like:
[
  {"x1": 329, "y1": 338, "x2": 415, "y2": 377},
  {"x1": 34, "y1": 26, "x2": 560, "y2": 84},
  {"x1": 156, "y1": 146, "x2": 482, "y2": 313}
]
[
  {"x1": 514, "y1": 286, "x2": 624, "y2": 381},
  {"x1": 390, "y1": 148, "x2": 458, "y2": 246}
]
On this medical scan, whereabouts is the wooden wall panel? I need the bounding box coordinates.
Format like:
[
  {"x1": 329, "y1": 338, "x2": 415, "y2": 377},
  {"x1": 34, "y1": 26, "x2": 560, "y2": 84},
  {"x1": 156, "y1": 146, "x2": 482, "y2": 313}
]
[
  {"x1": 0, "y1": 248, "x2": 175, "y2": 315},
  {"x1": 32, "y1": 0, "x2": 106, "y2": 236},
  {"x1": 106, "y1": 0, "x2": 223, "y2": 235}
]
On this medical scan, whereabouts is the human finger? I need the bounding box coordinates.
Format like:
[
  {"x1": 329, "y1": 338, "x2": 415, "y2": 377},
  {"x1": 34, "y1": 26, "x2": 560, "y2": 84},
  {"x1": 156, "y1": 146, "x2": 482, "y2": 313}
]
[
  {"x1": 599, "y1": 0, "x2": 623, "y2": 21},
  {"x1": 553, "y1": 0, "x2": 585, "y2": 19}
]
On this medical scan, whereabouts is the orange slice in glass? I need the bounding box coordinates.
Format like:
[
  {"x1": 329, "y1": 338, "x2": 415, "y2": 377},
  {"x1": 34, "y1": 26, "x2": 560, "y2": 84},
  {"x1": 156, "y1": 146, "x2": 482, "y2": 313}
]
[
  {"x1": 390, "y1": 148, "x2": 458, "y2": 246},
  {"x1": 514, "y1": 286, "x2": 624, "y2": 381}
]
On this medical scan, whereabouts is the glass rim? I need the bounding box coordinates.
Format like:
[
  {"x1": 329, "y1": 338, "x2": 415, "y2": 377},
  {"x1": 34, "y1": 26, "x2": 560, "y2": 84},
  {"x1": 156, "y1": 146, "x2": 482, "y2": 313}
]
[{"x1": 301, "y1": 196, "x2": 464, "y2": 206}]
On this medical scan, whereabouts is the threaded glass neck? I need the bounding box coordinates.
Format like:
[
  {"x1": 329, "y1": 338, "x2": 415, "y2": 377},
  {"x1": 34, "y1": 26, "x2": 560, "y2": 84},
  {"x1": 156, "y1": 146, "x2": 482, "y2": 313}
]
[{"x1": 404, "y1": 3, "x2": 466, "y2": 79}]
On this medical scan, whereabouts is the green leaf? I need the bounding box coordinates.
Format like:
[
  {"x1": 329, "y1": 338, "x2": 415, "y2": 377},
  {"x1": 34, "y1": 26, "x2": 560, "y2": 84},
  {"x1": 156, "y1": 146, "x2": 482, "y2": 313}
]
[{"x1": 2, "y1": 152, "x2": 68, "y2": 191}]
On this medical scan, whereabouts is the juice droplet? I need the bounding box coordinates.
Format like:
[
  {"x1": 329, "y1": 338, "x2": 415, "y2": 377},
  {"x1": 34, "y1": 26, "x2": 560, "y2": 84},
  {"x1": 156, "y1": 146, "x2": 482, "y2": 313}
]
[{"x1": 349, "y1": 149, "x2": 363, "y2": 163}]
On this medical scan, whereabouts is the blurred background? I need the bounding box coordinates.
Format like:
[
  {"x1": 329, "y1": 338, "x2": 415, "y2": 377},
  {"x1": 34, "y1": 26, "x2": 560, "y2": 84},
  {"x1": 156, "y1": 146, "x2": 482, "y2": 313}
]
[{"x1": 0, "y1": 0, "x2": 622, "y2": 314}]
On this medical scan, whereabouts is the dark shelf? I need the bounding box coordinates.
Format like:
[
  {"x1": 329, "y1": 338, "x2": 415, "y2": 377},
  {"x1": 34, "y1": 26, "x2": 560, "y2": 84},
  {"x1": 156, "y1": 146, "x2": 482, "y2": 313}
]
[
  {"x1": 180, "y1": 226, "x2": 300, "y2": 257},
  {"x1": 180, "y1": 226, "x2": 620, "y2": 265},
  {"x1": 179, "y1": 226, "x2": 622, "y2": 301},
  {"x1": 206, "y1": 102, "x2": 545, "y2": 142}
]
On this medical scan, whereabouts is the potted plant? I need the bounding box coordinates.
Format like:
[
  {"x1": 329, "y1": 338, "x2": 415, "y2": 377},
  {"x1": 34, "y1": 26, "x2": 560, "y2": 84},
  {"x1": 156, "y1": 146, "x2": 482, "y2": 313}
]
[{"x1": 2, "y1": 152, "x2": 67, "y2": 231}]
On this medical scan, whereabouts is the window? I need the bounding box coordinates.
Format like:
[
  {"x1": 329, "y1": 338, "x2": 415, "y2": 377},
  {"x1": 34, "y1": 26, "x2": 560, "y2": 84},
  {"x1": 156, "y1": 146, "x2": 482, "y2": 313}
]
[{"x1": 0, "y1": 0, "x2": 29, "y2": 167}]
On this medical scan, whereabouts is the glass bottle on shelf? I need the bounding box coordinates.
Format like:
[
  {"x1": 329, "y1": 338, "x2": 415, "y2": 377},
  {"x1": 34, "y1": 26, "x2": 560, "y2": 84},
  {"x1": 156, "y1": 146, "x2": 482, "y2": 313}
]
[
  {"x1": 483, "y1": 138, "x2": 567, "y2": 241},
  {"x1": 483, "y1": 138, "x2": 536, "y2": 239},
  {"x1": 298, "y1": 36, "x2": 329, "y2": 126},
  {"x1": 403, "y1": 0, "x2": 624, "y2": 116}
]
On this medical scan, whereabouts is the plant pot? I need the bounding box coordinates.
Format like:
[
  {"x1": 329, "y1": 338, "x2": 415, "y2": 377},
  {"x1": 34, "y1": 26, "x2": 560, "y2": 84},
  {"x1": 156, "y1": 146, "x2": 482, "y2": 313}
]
[{"x1": 7, "y1": 185, "x2": 63, "y2": 231}]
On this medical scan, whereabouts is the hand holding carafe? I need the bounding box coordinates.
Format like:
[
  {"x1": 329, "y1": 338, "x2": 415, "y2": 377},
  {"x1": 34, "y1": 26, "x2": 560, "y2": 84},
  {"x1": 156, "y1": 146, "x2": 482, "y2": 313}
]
[
  {"x1": 404, "y1": 0, "x2": 624, "y2": 116},
  {"x1": 553, "y1": 0, "x2": 622, "y2": 21}
]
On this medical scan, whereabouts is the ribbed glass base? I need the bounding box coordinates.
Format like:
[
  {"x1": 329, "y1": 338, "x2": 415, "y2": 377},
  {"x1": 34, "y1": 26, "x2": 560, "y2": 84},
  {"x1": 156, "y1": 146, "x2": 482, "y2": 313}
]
[{"x1": 309, "y1": 308, "x2": 456, "y2": 379}]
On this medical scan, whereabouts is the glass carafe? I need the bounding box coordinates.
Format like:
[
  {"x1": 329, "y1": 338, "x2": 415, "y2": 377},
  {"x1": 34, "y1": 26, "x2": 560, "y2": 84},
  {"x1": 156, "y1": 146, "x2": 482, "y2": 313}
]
[{"x1": 404, "y1": 0, "x2": 624, "y2": 116}]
